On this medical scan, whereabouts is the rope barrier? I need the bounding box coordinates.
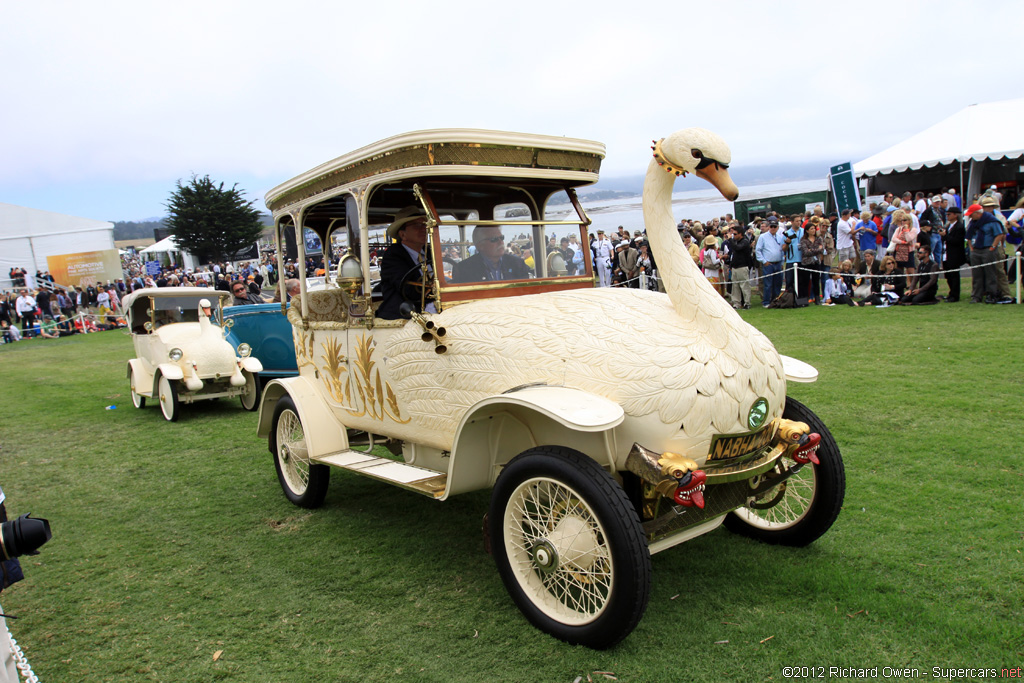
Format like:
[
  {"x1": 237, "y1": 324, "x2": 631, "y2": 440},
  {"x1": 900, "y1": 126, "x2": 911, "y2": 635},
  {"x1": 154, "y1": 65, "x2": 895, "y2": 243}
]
[
  {"x1": 5, "y1": 625, "x2": 41, "y2": 683},
  {"x1": 602, "y1": 251, "x2": 1021, "y2": 303}
]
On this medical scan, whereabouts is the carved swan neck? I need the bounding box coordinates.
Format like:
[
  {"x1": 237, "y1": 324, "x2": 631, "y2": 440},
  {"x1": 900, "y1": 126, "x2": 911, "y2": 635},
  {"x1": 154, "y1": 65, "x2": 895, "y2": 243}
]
[{"x1": 640, "y1": 154, "x2": 741, "y2": 324}]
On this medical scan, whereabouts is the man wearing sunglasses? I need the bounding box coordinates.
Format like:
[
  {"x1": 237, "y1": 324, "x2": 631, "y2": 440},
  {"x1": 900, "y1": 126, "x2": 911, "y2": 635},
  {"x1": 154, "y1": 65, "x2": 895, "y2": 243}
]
[
  {"x1": 231, "y1": 280, "x2": 266, "y2": 306},
  {"x1": 898, "y1": 244, "x2": 940, "y2": 305},
  {"x1": 450, "y1": 226, "x2": 529, "y2": 283}
]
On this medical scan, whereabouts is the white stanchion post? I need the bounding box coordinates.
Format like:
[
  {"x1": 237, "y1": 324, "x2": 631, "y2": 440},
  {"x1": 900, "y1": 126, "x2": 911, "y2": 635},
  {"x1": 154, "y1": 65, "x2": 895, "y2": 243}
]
[{"x1": 794, "y1": 264, "x2": 800, "y2": 298}]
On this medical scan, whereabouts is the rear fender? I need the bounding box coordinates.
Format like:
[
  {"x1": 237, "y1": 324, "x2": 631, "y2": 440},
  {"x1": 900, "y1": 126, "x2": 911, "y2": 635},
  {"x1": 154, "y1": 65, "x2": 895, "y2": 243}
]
[
  {"x1": 257, "y1": 377, "x2": 349, "y2": 458},
  {"x1": 444, "y1": 386, "x2": 624, "y2": 499}
]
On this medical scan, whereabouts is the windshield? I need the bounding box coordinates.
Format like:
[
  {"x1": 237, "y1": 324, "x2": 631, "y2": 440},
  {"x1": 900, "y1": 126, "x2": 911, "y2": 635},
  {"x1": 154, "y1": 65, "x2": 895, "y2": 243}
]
[
  {"x1": 435, "y1": 191, "x2": 591, "y2": 286},
  {"x1": 137, "y1": 295, "x2": 223, "y2": 326}
]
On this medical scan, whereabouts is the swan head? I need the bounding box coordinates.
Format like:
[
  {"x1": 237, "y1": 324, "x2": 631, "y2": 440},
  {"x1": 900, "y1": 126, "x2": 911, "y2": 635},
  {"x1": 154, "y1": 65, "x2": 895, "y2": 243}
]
[{"x1": 652, "y1": 128, "x2": 739, "y2": 201}]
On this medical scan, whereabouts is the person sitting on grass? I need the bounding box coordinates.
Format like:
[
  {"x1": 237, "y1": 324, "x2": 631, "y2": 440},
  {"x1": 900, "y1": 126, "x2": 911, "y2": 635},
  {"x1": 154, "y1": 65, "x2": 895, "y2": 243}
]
[
  {"x1": 857, "y1": 256, "x2": 904, "y2": 307},
  {"x1": 854, "y1": 249, "x2": 881, "y2": 299},
  {"x1": 823, "y1": 269, "x2": 856, "y2": 306},
  {"x1": 37, "y1": 316, "x2": 76, "y2": 338},
  {"x1": 898, "y1": 244, "x2": 940, "y2": 305}
]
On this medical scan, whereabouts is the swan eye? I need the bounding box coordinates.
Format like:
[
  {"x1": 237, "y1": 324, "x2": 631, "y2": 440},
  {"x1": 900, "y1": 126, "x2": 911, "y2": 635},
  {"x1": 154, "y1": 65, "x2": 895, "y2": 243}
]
[{"x1": 691, "y1": 149, "x2": 704, "y2": 160}]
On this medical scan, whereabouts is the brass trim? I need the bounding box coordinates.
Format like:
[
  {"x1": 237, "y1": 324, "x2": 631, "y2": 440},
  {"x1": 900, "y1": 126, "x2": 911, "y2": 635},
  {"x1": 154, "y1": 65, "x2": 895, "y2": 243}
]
[
  {"x1": 706, "y1": 421, "x2": 778, "y2": 462},
  {"x1": 437, "y1": 219, "x2": 586, "y2": 227},
  {"x1": 702, "y1": 443, "x2": 787, "y2": 484}
]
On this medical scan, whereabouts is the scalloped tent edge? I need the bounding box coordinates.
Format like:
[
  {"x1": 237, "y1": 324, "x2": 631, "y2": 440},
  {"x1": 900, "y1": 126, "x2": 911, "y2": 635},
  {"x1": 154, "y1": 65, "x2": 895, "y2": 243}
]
[{"x1": 853, "y1": 98, "x2": 1024, "y2": 177}]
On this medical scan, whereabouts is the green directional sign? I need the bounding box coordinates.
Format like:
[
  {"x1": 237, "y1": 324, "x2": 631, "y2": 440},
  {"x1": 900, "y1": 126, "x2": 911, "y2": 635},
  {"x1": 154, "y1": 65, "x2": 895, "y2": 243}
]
[{"x1": 830, "y1": 162, "x2": 861, "y2": 214}]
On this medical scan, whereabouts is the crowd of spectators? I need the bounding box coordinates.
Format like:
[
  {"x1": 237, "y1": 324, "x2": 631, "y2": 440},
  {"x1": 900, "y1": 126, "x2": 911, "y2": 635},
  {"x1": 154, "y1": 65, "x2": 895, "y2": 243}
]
[
  {"x1": 4, "y1": 184, "x2": 1020, "y2": 344},
  {"x1": 665, "y1": 184, "x2": 1021, "y2": 309}
]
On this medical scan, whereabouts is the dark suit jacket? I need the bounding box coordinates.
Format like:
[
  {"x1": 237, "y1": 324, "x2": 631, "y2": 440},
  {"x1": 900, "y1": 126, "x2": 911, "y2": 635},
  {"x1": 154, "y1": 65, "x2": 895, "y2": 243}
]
[
  {"x1": 377, "y1": 241, "x2": 427, "y2": 320},
  {"x1": 450, "y1": 254, "x2": 530, "y2": 283}
]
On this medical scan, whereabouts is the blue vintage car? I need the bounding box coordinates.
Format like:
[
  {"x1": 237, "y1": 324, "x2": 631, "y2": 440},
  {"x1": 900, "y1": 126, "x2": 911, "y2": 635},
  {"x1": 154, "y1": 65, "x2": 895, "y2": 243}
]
[{"x1": 222, "y1": 302, "x2": 297, "y2": 382}]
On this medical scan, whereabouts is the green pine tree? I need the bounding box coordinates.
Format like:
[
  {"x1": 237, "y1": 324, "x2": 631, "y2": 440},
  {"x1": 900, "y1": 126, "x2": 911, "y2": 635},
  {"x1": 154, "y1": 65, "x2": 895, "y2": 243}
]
[{"x1": 165, "y1": 175, "x2": 263, "y2": 263}]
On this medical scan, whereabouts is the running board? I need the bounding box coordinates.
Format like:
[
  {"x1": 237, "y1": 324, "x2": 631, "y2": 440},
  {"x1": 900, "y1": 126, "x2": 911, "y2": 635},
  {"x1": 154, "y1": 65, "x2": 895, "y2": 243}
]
[{"x1": 311, "y1": 449, "x2": 447, "y2": 499}]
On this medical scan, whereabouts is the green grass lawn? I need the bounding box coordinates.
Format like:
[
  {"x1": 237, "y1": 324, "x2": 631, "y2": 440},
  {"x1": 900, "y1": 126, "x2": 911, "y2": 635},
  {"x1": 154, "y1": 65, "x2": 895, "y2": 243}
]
[{"x1": 1, "y1": 302, "x2": 1022, "y2": 682}]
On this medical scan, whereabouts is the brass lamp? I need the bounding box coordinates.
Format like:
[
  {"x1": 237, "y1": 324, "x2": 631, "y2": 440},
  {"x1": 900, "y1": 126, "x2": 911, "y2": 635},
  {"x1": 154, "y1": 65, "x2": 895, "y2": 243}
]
[{"x1": 336, "y1": 253, "x2": 367, "y2": 316}]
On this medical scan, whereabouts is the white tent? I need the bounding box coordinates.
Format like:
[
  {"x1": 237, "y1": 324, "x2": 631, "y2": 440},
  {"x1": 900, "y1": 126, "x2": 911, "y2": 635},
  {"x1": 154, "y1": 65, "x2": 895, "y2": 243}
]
[
  {"x1": 853, "y1": 98, "x2": 1024, "y2": 201},
  {"x1": 139, "y1": 235, "x2": 200, "y2": 271},
  {"x1": 139, "y1": 235, "x2": 179, "y2": 254},
  {"x1": 0, "y1": 202, "x2": 114, "y2": 286}
]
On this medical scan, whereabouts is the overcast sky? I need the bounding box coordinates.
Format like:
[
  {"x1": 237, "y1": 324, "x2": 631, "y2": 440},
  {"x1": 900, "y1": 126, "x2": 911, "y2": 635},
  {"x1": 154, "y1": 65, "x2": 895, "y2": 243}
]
[{"x1": 2, "y1": 0, "x2": 1021, "y2": 222}]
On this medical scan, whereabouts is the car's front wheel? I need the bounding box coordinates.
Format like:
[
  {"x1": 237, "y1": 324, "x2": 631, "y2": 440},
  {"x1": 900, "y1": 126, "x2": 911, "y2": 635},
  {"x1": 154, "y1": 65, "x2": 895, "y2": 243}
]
[
  {"x1": 239, "y1": 370, "x2": 259, "y2": 411},
  {"x1": 157, "y1": 375, "x2": 179, "y2": 422},
  {"x1": 724, "y1": 397, "x2": 845, "y2": 546},
  {"x1": 270, "y1": 396, "x2": 329, "y2": 508},
  {"x1": 489, "y1": 446, "x2": 650, "y2": 649}
]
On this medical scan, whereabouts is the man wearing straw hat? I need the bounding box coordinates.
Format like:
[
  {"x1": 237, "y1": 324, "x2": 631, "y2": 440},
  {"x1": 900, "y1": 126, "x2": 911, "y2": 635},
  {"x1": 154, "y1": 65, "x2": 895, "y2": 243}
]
[{"x1": 378, "y1": 206, "x2": 434, "y2": 320}]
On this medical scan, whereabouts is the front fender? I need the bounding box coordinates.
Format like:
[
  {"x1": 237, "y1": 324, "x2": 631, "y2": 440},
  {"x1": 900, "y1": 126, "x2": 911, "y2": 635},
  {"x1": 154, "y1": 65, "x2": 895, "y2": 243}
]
[
  {"x1": 239, "y1": 356, "x2": 264, "y2": 373},
  {"x1": 155, "y1": 363, "x2": 185, "y2": 381},
  {"x1": 779, "y1": 355, "x2": 818, "y2": 383},
  {"x1": 256, "y1": 376, "x2": 349, "y2": 459},
  {"x1": 444, "y1": 386, "x2": 625, "y2": 498}
]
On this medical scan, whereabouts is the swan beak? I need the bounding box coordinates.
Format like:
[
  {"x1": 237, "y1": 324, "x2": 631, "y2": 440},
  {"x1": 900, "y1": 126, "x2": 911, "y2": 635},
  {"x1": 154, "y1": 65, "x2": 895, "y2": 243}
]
[{"x1": 696, "y1": 164, "x2": 739, "y2": 201}]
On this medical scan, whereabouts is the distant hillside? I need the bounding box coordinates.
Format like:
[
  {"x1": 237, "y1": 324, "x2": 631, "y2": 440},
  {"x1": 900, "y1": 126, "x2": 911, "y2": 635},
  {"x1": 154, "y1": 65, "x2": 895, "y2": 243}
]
[
  {"x1": 114, "y1": 214, "x2": 273, "y2": 238},
  {"x1": 112, "y1": 219, "x2": 166, "y2": 241},
  {"x1": 589, "y1": 161, "x2": 831, "y2": 197}
]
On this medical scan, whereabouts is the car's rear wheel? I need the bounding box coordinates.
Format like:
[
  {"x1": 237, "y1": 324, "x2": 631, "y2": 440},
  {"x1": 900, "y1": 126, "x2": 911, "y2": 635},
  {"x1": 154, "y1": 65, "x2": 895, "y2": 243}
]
[
  {"x1": 157, "y1": 375, "x2": 179, "y2": 422},
  {"x1": 129, "y1": 368, "x2": 145, "y2": 409},
  {"x1": 724, "y1": 397, "x2": 845, "y2": 546},
  {"x1": 270, "y1": 396, "x2": 329, "y2": 508},
  {"x1": 239, "y1": 371, "x2": 259, "y2": 411},
  {"x1": 489, "y1": 446, "x2": 650, "y2": 649}
]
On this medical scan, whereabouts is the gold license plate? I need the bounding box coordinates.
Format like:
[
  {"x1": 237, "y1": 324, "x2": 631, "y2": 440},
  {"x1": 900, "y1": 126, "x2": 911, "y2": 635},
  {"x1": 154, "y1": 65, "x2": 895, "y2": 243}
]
[{"x1": 708, "y1": 427, "x2": 774, "y2": 462}]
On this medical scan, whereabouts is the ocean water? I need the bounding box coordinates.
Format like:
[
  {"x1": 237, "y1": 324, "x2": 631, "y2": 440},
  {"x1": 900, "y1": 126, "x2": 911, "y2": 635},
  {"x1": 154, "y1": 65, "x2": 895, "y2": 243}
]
[{"x1": 578, "y1": 178, "x2": 827, "y2": 232}]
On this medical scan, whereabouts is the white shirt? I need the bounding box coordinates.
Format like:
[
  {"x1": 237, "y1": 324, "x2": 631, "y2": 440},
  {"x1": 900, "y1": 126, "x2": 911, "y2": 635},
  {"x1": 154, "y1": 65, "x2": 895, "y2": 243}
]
[
  {"x1": 914, "y1": 199, "x2": 928, "y2": 215},
  {"x1": 836, "y1": 219, "x2": 855, "y2": 249},
  {"x1": 594, "y1": 238, "x2": 613, "y2": 260},
  {"x1": 15, "y1": 295, "x2": 35, "y2": 316}
]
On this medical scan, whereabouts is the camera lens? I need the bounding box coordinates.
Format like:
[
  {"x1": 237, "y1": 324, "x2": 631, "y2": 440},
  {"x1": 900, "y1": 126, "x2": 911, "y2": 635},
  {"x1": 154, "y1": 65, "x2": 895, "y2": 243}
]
[{"x1": 0, "y1": 514, "x2": 52, "y2": 560}]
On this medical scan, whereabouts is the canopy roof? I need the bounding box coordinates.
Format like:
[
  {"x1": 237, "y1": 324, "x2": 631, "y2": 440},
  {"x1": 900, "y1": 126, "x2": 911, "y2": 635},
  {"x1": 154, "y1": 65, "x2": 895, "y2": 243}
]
[
  {"x1": 853, "y1": 98, "x2": 1024, "y2": 177},
  {"x1": 139, "y1": 235, "x2": 180, "y2": 253}
]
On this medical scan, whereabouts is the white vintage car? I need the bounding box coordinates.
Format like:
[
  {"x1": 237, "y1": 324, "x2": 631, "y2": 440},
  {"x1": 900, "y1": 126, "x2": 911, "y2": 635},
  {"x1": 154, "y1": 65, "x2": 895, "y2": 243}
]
[
  {"x1": 124, "y1": 287, "x2": 263, "y2": 421},
  {"x1": 256, "y1": 128, "x2": 845, "y2": 648}
]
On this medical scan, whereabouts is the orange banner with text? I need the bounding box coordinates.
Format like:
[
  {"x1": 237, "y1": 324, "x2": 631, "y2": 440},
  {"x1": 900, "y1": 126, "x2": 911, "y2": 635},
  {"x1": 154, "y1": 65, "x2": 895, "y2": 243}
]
[{"x1": 47, "y1": 249, "x2": 123, "y2": 288}]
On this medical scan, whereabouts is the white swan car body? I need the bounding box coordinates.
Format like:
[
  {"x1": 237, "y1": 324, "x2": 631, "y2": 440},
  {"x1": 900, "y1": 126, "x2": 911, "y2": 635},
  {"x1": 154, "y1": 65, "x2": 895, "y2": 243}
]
[{"x1": 256, "y1": 128, "x2": 845, "y2": 648}]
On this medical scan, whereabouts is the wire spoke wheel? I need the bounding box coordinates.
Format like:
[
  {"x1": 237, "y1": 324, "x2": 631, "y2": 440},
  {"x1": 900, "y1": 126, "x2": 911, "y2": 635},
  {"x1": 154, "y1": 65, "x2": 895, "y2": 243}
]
[
  {"x1": 733, "y1": 462, "x2": 815, "y2": 530},
  {"x1": 490, "y1": 447, "x2": 649, "y2": 649},
  {"x1": 724, "y1": 397, "x2": 845, "y2": 546},
  {"x1": 505, "y1": 477, "x2": 613, "y2": 624},
  {"x1": 271, "y1": 396, "x2": 329, "y2": 508},
  {"x1": 276, "y1": 408, "x2": 310, "y2": 495}
]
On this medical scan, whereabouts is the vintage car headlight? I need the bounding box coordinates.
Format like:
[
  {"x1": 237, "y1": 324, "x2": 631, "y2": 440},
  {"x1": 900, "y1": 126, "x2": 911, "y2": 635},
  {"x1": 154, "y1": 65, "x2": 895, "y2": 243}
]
[
  {"x1": 168, "y1": 347, "x2": 184, "y2": 362},
  {"x1": 237, "y1": 343, "x2": 252, "y2": 358}
]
